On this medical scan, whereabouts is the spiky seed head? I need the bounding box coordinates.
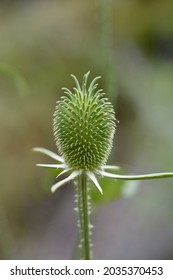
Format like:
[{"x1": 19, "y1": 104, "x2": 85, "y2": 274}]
[{"x1": 53, "y1": 71, "x2": 116, "y2": 171}]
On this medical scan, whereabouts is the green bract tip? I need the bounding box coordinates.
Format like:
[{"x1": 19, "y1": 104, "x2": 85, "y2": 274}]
[{"x1": 53, "y1": 72, "x2": 116, "y2": 171}]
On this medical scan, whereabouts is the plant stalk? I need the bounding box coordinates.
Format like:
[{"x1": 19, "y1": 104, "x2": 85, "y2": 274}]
[{"x1": 78, "y1": 172, "x2": 91, "y2": 260}]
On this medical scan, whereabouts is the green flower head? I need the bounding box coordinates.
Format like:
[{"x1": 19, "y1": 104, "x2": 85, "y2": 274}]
[{"x1": 53, "y1": 71, "x2": 116, "y2": 171}]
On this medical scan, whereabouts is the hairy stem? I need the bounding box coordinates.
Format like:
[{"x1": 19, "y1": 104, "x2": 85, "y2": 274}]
[{"x1": 77, "y1": 173, "x2": 91, "y2": 260}]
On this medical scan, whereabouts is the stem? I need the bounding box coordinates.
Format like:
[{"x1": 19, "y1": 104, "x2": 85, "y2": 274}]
[
  {"x1": 77, "y1": 173, "x2": 91, "y2": 260},
  {"x1": 99, "y1": 0, "x2": 118, "y2": 105}
]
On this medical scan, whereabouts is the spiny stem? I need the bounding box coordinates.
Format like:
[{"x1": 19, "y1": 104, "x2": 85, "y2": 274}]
[{"x1": 78, "y1": 173, "x2": 91, "y2": 260}]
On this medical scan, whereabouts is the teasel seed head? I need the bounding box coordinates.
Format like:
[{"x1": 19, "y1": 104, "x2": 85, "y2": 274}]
[{"x1": 53, "y1": 71, "x2": 116, "y2": 171}]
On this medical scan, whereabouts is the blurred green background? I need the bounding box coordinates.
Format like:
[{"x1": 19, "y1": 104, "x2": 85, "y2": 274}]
[{"x1": 1, "y1": 0, "x2": 173, "y2": 260}]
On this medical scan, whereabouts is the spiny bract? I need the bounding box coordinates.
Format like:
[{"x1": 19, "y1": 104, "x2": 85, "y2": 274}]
[{"x1": 53, "y1": 71, "x2": 116, "y2": 171}]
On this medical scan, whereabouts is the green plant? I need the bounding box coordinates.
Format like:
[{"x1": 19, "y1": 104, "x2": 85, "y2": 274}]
[{"x1": 33, "y1": 72, "x2": 173, "y2": 260}]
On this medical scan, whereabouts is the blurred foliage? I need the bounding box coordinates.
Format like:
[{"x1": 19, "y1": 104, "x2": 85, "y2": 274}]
[
  {"x1": 0, "y1": 0, "x2": 173, "y2": 259},
  {"x1": 0, "y1": 63, "x2": 28, "y2": 96},
  {"x1": 90, "y1": 177, "x2": 124, "y2": 205}
]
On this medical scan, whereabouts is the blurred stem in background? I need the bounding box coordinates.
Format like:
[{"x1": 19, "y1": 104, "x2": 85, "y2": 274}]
[{"x1": 99, "y1": 0, "x2": 118, "y2": 105}]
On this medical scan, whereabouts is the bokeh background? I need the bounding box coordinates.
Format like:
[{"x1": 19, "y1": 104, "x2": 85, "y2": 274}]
[{"x1": 1, "y1": 0, "x2": 173, "y2": 260}]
